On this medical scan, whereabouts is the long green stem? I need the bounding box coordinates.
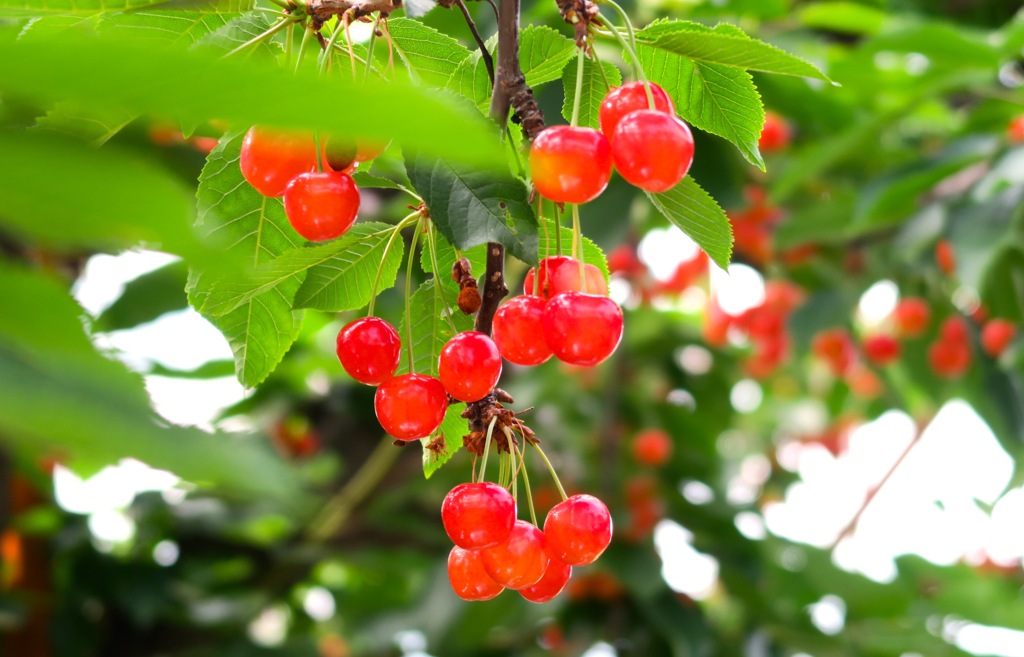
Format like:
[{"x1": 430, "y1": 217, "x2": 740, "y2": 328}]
[
  {"x1": 572, "y1": 203, "x2": 586, "y2": 292},
  {"x1": 285, "y1": 20, "x2": 295, "y2": 63},
  {"x1": 506, "y1": 426, "x2": 518, "y2": 500},
  {"x1": 427, "y1": 226, "x2": 459, "y2": 334},
  {"x1": 368, "y1": 213, "x2": 418, "y2": 316},
  {"x1": 596, "y1": 11, "x2": 654, "y2": 108},
  {"x1": 478, "y1": 416, "x2": 499, "y2": 483},
  {"x1": 554, "y1": 203, "x2": 563, "y2": 256},
  {"x1": 404, "y1": 219, "x2": 423, "y2": 373},
  {"x1": 570, "y1": 46, "x2": 587, "y2": 127},
  {"x1": 319, "y1": 17, "x2": 346, "y2": 75},
  {"x1": 294, "y1": 21, "x2": 315, "y2": 73},
  {"x1": 363, "y1": 13, "x2": 381, "y2": 82},
  {"x1": 511, "y1": 435, "x2": 537, "y2": 526},
  {"x1": 223, "y1": 17, "x2": 292, "y2": 58},
  {"x1": 532, "y1": 443, "x2": 567, "y2": 501}
]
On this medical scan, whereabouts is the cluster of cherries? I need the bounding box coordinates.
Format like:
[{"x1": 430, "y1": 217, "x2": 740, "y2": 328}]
[
  {"x1": 529, "y1": 81, "x2": 695, "y2": 204},
  {"x1": 442, "y1": 483, "x2": 612, "y2": 602},
  {"x1": 239, "y1": 125, "x2": 387, "y2": 242}
]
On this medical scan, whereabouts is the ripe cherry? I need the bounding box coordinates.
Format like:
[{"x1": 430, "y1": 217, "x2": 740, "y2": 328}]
[
  {"x1": 631, "y1": 428, "x2": 672, "y2": 467},
  {"x1": 481, "y1": 520, "x2": 548, "y2": 590},
  {"x1": 448, "y1": 546, "x2": 504, "y2": 601},
  {"x1": 862, "y1": 334, "x2": 901, "y2": 366},
  {"x1": 981, "y1": 319, "x2": 1016, "y2": 357},
  {"x1": 542, "y1": 292, "x2": 624, "y2": 366},
  {"x1": 758, "y1": 111, "x2": 792, "y2": 153},
  {"x1": 374, "y1": 373, "x2": 448, "y2": 441},
  {"x1": 529, "y1": 126, "x2": 612, "y2": 204},
  {"x1": 811, "y1": 328, "x2": 856, "y2": 376},
  {"x1": 1010, "y1": 116, "x2": 1024, "y2": 143},
  {"x1": 438, "y1": 331, "x2": 502, "y2": 402},
  {"x1": 523, "y1": 255, "x2": 572, "y2": 299},
  {"x1": 599, "y1": 81, "x2": 675, "y2": 138},
  {"x1": 935, "y1": 239, "x2": 956, "y2": 276},
  {"x1": 283, "y1": 171, "x2": 360, "y2": 241},
  {"x1": 239, "y1": 126, "x2": 317, "y2": 197},
  {"x1": 893, "y1": 298, "x2": 930, "y2": 337},
  {"x1": 543, "y1": 494, "x2": 613, "y2": 566},
  {"x1": 336, "y1": 317, "x2": 401, "y2": 385},
  {"x1": 492, "y1": 296, "x2": 553, "y2": 366},
  {"x1": 611, "y1": 110, "x2": 695, "y2": 193},
  {"x1": 442, "y1": 482, "x2": 516, "y2": 549},
  {"x1": 549, "y1": 260, "x2": 608, "y2": 297},
  {"x1": 928, "y1": 338, "x2": 971, "y2": 379},
  {"x1": 519, "y1": 549, "x2": 572, "y2": 603}
]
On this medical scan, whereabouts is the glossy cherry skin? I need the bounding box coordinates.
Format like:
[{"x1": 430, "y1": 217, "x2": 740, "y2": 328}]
[
  {"x1": 549, "y1": 261, "x2": 608, "y2": 297},
  {"x1": 542, "y1": 292, "x2": 624, "y2": 367},
  {"x1": 981, "y1": 319, "x2": 1016, "y2": 357},
  {"x1": 492, "y1": 296, "x2": 553, "y2": 366},
  {"x1": 530, "y1": 126, "x2": 612, "y2": 204},
  {"x1": 893, "y1": 298, "x2": 930, "y2": 337},
  {"x1": 611, "y1": 110, "x2": 695, "y2": 193},
  {"x1": 632, "y1": 428, "x2": 672, "y2": 467},
  {"x1": 239, "y1": 126, "x2": 318, "y2": 197},
  {"x1": 373, "y1": 373, "x2": 448, "y2": 441},
  {"x1": 862, "y1": 334, "x2": 901, "y2": 366},
  {"x1": 523, "y1": 255, "x2": 573, "y2": 299},
  {"x1": 438, "y1": 331, "x2": 503, "y2": 402},
  {"x1": 543, "y1": 494, "x2": 613, "y2": 566},
  {"x1": 441, "y1": 482, "x2": 516, "y2": 550},
  {"x1": 519, "y1": 548, "x2": 572, "y2": 603},
  {"x1": 758, "y1": 111, "x2": 791, "y2": 153},
  {"x1": 283, "y1": 171, "x2": 360, "y2": 241},
  {"x1": 336, "y1": 317, "x2": 401, "y2": 385},
  {"x1": 481, "y1": 520, "x2": 548, "y2": 590},
  {"x1": 599, "y1": 81, "x2": 675, "y2": 138},
  {"x1": 448, "y1": 546, "x2": 504, "y2": 601}
]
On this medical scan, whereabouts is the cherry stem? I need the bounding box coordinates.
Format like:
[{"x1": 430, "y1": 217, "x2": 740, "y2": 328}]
[
  {"x1": 507, "y1": 427, "x2": 537, "y2": 526},
  {"x1": 532, "y1": 443, "x2": 567, "y2": 502},
  {"x1": 318, "y1": 16, "x2": 345, "y2": 74},
  {"x1": 587, "y1": 34, "x2": 613, "y2": 91},
  {"x1": 285, "y1": 20, "x2": 296, "y2": 63},
  {"x1": 570, "y1": 45, "x2": 586, "y2": 128},
  {"x1": 596, "y1": 7, "x2": 654, "y2": 109},
  {"x1": 223, "y1": 16, "x2": 293, "y2": 58},
  {"x1": 368, "y1": 212, "x2": 418, "y2": 317},
  {"x1": 295, "y1": 21, "x2": 316, "y2": 73},
  {"x1": 478, "y1": 415, "x2": 499, "y2": 483},
  {"x1": 403, "y1": 218, "x2": 423, "y2": 373},
  {"x1": 534, "y1": 197, "x2": 545, "y2": 296},
  {"x1": 363, "y1": 13, "x2": 382, "y2": 82},
  {"x1": 506, "y1": 426, "x2": 518, "y2": 499},
  {"x1": 426, "y1": 226, "x2": 459, "y2": 335},
  {"x1": 572, "y1": 203, "x2": 586, "y2": 293},
  {"x1": 554, "y1": 204, "x2": 563, "y2": 256}
]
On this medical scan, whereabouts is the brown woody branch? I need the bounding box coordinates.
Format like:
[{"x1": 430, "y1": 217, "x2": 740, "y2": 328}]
[{"x1": 307, "y1": 0, "x2": 399, "y2": 25}]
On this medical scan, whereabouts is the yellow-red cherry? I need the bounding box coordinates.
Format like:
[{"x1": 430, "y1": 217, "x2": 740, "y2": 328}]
[
  {"x1": 543, "y1": 494, "x2": 612, "y2": 566},
  {"x1": 542, "y1": 292, "x2": 624, "y2": 367},
  {"x1": 523, "y1": 255, "x2": 572, "y2": 299},
  {"x1": 519, "y1": 547, "x2": 572, "y2": 603},
  {"x1": 374, "y1": 373, "x2": 448, "y2": 441},
  {"x1": 438, "y1": 331, "x2": 502, "y2": 402},
  {"x1": 611, "y1": 110, "x2": 694, "y2": 193},
  {"x1": 549, "y1": 260, "x2": 608, "y2": 297},
  {"x1": 336, "y1": 317, "x2": 401, "y2": 385},
  {"x1": 441, "y1": 482, "x2": 516, "y2": 550},
  {"x1": 481, "y1": 520, "x2": 548, "y2": 590},
  {"x1": 239, "y1": 126, "x2": 317, "y2": 197},
  {"x1": 492, "y1": 296, "x2": 552, "y2": 366},
  {"x1": 283, "y1": 171, "x2": 361, "y2": 242},
  {"x1": 599, "y1": 81, "x2": 675, "y2": 138},
  {"x1": 448, "y1": 546, "x2": 504, "y2": 601},
  {"x1": 529, "y1": 126, "x2": 612, "y2": 204},
  {"x1": 759, "y1": 111, "x2": 792, "y2": 153}
]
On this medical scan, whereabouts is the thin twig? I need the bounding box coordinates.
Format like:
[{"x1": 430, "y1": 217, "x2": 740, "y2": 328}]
[{"x1": 455, "y1": 0, "x2": 495, "y2": 84}]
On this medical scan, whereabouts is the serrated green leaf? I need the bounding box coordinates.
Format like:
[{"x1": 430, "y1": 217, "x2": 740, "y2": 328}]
[
  {"x1": 422, "y1": 403, "x2": 466, "y2": 478},
  {"x1": 191, "y1": 10, "x2": 277, "y2": 58},
  {"x1": 351, "y1": 170, "x2": 415, "y2": 195},
  {"x1": 537, "y1": 217, "x2": 609, "y2": 286},
  {"x1": 447, "y1": 51, "x2": 492, "y2": 110},
  {"x1": 98, "y1": 9, "x2": 241, "y2": 45},
  {"x1": 520, "y1": 25, "x2": 575, "y2": 87},
  {"x1": 405, "y1": 151, "x2": 539, "y2": 265},
  {"x1": 387, "y1": 17, "x2": 472, "y2": 87},
  {"x1": 192, "y1": 133, "x2": 305, "y2": 388},
  {"x1": 646, "y1": 177, "x2": 733, "y2": 270},
  {"x1": 398, "y1": 279, "x2": 475, "y2": 377},
  {"x1": 33, "y1": 102, "x2": 136, "y2": 145},
  {"x1": 94, "y1": 260, "x2": 189, "y2": 332},
  {"x1": 637, "y1": 43, "x2": 765, "y2": 169},
  {"x1": 636, "y1": 19, "x2": 830, "y2": 81},
  {"x1": 561, "y1": 57, "x2": 620, "y2": 129},
  {"x1": 0, "y1": 0, "x2": 163, "y2": 17},
  {"x1": 421, "y1": 231, "x2": 487, "y2": 281}
]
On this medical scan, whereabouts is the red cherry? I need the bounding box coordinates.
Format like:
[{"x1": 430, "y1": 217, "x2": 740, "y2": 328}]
[
  {"x1": 542, "y1": 292, "x2": 624, "y2": 366},
  {"x1": 893, "y1": 298, "x2": 930, "y2": 337},
  {"x1": 862, "y1": 334, "x2": 901, "y2": 366},
  {"x1": 631, "y1": 428, "x2": 672, "y2": 467},
  {"x1": 543, "y1": 494, "x2": 612, "y2": 566},
  {"x1": 442, "y1": 482, "x2": 516, "y2": 549},
  {"x1": 529, "y1": 126, "x2": 612, "y2": 204},
  {"x1": 981, "y1": 319, "x2": 1016, "y2": 357},
  {"x1": 336, "y1": 317, "x2": 401, "y2": 385},
  {"x1": 373, "y1": 373, "x2": 448, "y2": 441},
  {"x1": 523, "y1": 255, "x2": 573, "y2": 299},
  {"x1": 928, "y1": 339, "x2": 971, "y2": 379},
  {"x1": 758, "y1": 111, "x2": 791, "y2": 153},
  {"x1": 847, "y1": 364, "x2": 883, "y2": 399},
  {"x1": 239, "y1": 126, "x2": 317, "y2": 197},
  {"x1": 549, "y1": 260, "x2": 608, "y2": 297},
  {"x1": 936, "y1": 239, "x2": 956, "y2": 276},
  {"x1": 940, "y1": 316, "x2": 968, "y2": 343},
  {"x1": 599, "y1": 81, "x2": 675, "y2": 138},
  {"x1": 492, "y1": 296, "x2": 553, "y2": 366},
  {"x1": 611, "y1": 110, "x2": 694, "y2": 193},
  {"x1": 283, "y1": 171, "x2": 360, "y2": 241},
  {"x1": 448, "y1": 546, "x2": 504, "y2": 601},
  {"x1": 438, "y1": 331, "x2": 502, "y2": 402},
  {"x1": 1010, "y1": 116, "x2": 1024, "y2": 143},
  {"x1": 519, "y1": 548, "x2": 572, "y2": 603},
  {"x1": 607, "y1": 244, "x2": 645, "y2": 276},
  {"x1": 481, "y1": 520, "x2": 548, "y2": 590},
  {"x1": 811, "y1": 328, "x2": 856, "y2": 376}
]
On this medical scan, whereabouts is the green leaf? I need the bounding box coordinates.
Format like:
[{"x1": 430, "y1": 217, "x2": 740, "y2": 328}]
[
  {"x1": 405, "y1": 151, "x2": 539, "y2": 265},
  {"x1": 0, "y1": 26, "x2": 505, "y2": 167},
  {"x1": 421, "y1": 232, "x2": 487, "y2": 280},
  {"x1": 191, "y1": 133, "x2": 305, "y2": 388},
  {"x1": 97, "y1": 8, "x2": 242, "y2": 46},
  {"x1": 34, "y1": 102, "x2": 136, "y2": 145},
  {"x1": 520, "y1": 25, "x2": 575, "y2": 87},
  {"x1": 637, "y1": 43, "x2": 764, "y2": 169},
  {"x1": 147, "y1": 359, "x2": 237, "y2": 379},
  {"x1": 351, "y1": 170, "x2": 415, "y2": 195},
  {"x1": 0, "y1": 0, "x2": 164, "y2": 17},
  {"x1": 94, "y1": 260, "x2": 190, "y2": 332},
  {"x1": 448, "y1": 51, "x2": 492, "y2": 110},
  {"x1": 636, "y1": 20, "x2": 831, "y2": 81},
  {"x1": 0, "y1": 262, "x2": 302, "y2": 503},
  {"x1": 387, "y1": 17, "x2": 472, "y2": 87},
  {"x1": 421, "y1": 403, "x2": 466, "y2": 478},
  {"x1": 398, "y1": 279, "x2": 474, "y2": 377},
  {"x1": 797, "y1": 1, "x2": 886, "y2": 35},
  {"x1": 191, "y1": 10, "x2": 278, "y2": 59},
  {"x1": 561, "y1": 57, "x2": 621, "y2": 129},
  {"x1": 537, "y1": 217, "x2": 610, "y2": 286},
  {"x1": 646, "y1": 177, "x2": 733, "y2": 270}
]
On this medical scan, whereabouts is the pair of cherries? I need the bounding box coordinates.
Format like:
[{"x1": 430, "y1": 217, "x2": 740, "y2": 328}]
[
  {"x1": 336, "y1": 317, "x2": 505, "y2": 441},
  {"x1": 492, "y1": 255, "x2": 623, "y2": 367},
  {"x1": 529, "y1": 81, "x2": 695, "y2": 204},
  {"x1": 442, "y1": 483, "x2": 613, "y2": 602},
  {"x1": 239, "y1": 126, "x2": 388, "y2": 242}
]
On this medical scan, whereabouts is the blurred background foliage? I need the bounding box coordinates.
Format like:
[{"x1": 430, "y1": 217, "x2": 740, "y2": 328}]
[{"x1": 2, "y1": 0, "x2": 1024, "y2": 656}]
